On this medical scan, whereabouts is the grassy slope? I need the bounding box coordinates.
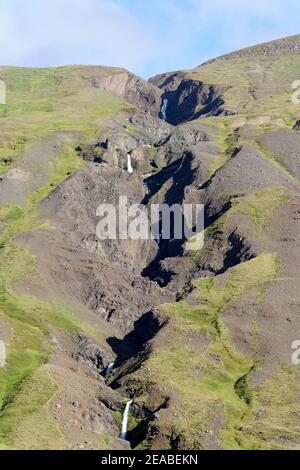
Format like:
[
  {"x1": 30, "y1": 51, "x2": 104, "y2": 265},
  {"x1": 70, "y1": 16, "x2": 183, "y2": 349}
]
[
  {"x1": 0, "y1": 366, "x2": 66, "y2": 450},
  {"x1": 0, "y1": 66, "x2": 129, "y2": 173},
  {"x1": 0, "y1": 66, "x2": 131, "y2": 449},
  {"x1": 189, "y1": 54, "x2": 300, "y2": 123}
]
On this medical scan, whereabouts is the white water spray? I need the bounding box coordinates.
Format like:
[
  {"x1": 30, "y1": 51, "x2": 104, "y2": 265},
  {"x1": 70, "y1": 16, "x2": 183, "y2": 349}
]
[
  {"x1": 120, "y1": 400, "x2": 133, "y2": 440},
  {"x1": 161, "y1": 98, "x2": 168, "y2": 121},
  {"x1": 127, "y1": 154, "x2": 133, "y2": 174},
  {"x1": 143, "y1": 181, "x2": 149, "y2": 196},
  {"x1": 105, "y1": 362, "x2": 114, "y2": 377}
]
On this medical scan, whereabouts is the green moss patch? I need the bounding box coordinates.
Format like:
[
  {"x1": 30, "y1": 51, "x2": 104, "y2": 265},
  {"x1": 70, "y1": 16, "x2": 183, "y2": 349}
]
[{"x1": 0, "y1": 366, "x2": 66, "y2": 450}]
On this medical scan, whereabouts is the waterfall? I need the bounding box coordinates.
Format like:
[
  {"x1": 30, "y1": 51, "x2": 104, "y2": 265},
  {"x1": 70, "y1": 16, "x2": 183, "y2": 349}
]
[
  {"x1": 105, "y1": 362, "x2": 114, "y2": 377},
  {"x1": 143, "y1": 181, "x2": 149, "y2": 196},
  {"x1": 161, "y1": 98, "x2": 168, "y2": 121},
  {"x1": 127, "y1": 154, "x2": 133, "y2": 174},
  {"x1": 120, "y1": 400, "x2": 133, "y2": 440}
]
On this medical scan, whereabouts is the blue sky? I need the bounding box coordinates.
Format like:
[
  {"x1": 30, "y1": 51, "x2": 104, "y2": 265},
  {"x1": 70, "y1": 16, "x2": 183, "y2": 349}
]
[{"x1": 0, "y1": 0, "x2": 299, "y2": 78}]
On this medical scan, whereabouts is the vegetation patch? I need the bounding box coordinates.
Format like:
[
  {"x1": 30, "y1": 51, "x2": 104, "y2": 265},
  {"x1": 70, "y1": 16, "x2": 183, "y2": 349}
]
[
  {"x1": 234, "y1": 364, "x2": 300, "y2": 450},
  {"x1": 0, "y1": 366, "x2": 66, "y2": 450},
  {"x1": 231, "y1": 187, "x2": 287, "y2": 235},
  {"x1": 0, "y1": 144, "x2": 83, "y2": 245}
]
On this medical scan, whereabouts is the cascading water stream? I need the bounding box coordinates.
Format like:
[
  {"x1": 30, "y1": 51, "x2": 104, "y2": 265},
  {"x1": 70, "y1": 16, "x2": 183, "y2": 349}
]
[
  {"x1": 143, "y1": 180, "x2": 150, "y2": 198},
  {"x1": 127, "y1": 154, "x2": 133, "y2": 174},
  {"x1": 120, "y1": 400, "x2": 133, "y2": 440},
  {"x1": 105, "y1": 362, "x2": 114, "y2": 377},
  {"x1": 161, "y1": 98, "x2": 168, "y2": 121}
]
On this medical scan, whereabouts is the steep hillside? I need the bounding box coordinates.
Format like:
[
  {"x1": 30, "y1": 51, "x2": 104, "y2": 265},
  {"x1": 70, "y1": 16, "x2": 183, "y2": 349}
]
[
  {"x1": 150, "y1": 34, "x2": 300, "y2": 125},
  {"x1": 204, "y1": 34, "x2": 300, "y2": 63},
  {"x1": 1, "y1": 35, "x2": 300, "y2": 451}
]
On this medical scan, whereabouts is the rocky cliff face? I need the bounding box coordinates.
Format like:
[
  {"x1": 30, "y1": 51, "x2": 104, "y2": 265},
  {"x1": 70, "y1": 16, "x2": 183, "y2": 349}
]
[
  {"x1": 88, "y1": 68, "x2": 162, "y2": 115},
  {"x1": 150, "y1": 72, "x2": 228, "y2": 125},
  {"x1": 1, "y1": 35, "x2": 300, "y2": 451}
]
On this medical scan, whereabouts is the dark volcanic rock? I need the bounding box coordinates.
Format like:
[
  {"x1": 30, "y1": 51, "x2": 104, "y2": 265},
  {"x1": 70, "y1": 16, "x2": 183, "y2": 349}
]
[
  {"x1": 75, "y1": 334, "x2": 113, "y2": 371},
  {"x1": 150, "y1": 72, "x2": 229, "y2": 125}
]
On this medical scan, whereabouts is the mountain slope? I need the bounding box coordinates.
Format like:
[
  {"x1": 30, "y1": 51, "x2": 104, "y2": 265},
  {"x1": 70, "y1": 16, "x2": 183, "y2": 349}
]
[
  {"x1": 1, "y1": 35, "x2": 300, "y2": 450},
  {"x1": 150, "y1": 34, "x2": 300, "y2": 125},
  {"x1": 124, "y1": 35, "x2": 300, "y2": 449}
]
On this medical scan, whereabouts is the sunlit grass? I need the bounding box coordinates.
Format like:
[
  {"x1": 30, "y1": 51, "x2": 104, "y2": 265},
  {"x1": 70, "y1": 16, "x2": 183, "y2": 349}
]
[{"x1": 0, "y1": 66, "x2": 130, "y2": 174}]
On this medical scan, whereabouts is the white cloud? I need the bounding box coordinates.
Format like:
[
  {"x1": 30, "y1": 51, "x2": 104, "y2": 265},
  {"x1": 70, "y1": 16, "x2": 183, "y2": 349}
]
[
  {"x1": 0, "y1": 0, "x2": 299, "y2": 77},
  {"x1": 0, "y1": 0, "x2": 162, "y2": 74}
]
